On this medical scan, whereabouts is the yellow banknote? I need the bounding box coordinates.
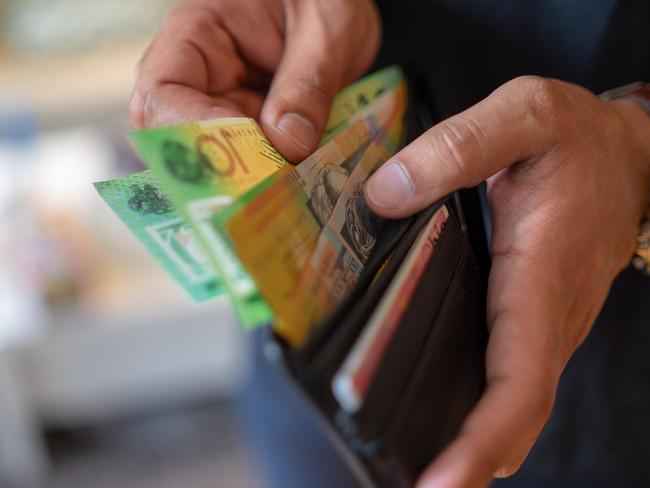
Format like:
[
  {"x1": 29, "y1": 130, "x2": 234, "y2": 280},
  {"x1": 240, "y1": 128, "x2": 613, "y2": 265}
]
[{"x1": 224, "y1": 81, "x2": 407, "y2": 345}]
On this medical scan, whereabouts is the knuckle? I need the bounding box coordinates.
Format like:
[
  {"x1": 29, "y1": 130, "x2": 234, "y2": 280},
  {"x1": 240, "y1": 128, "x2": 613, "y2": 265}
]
[
  {"x1": 298, "y1": 0, "x2": 380, "y2": 80},
  {"x1": 318, "y1": 0, "x2": 373, "y2": 19},
  {"x1": 347, "y1": 0, "x2": 381, "y2": 57},
  {"x1": 278, "y1": 75, "x2": 332, "y2": 107},
  {"x1": 168, "y1": 3, "x2": 221, "y2": 41},
  {"x1": 599, "y1": 103, "x2": 627, "y2": 149},
  {"x1": 184, "y1": 9, "x2": 219, "y2": 40},
  {"x1": 348, "y1": 0, "x2": 380, "y2": 29},
  {"x1": 428, "y1": 115, "x2": 485, "y2": 183},
  {"x1": 505, "y1": 75, "x2": 567, "y2": 134}
]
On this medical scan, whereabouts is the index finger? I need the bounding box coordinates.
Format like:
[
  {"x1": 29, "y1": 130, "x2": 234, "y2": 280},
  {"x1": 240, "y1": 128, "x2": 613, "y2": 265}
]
[{"x1": 129, "y1": 3, "x2": 279, "y2": 128}]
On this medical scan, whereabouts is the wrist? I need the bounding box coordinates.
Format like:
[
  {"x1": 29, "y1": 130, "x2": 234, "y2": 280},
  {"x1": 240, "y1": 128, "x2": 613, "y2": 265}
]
[
  {"x1": 631, "y1": 104, "x2": 650, "y2": 221},
  {"x1": 602, "y1": 83, "x2": 650, "y2": 220},
  {"x1": 608, "y1": 92, "x2": 650, "y2": 273},
  {"x1": 610, "y1": 98, "x2": 650, "y2": 219}
]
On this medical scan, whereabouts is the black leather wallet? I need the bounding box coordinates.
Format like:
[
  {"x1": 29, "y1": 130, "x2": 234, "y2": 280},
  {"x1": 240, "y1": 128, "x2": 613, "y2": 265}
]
[{"x1": 264, "y1": 76, "x2": 490, "y2": 488}]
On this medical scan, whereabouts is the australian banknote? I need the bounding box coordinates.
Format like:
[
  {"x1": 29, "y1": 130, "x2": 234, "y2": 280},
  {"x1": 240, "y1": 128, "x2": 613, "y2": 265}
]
[
  {"x1": 94, "y1": 170, "x2": 222, "y2": 301},
  {"x1": 129, "y1": 117, "x2": 286, "y2": 326},
  {"x1": 95, "y1": 66, "x2": 406, "y2": 330},
  {"x1": 221, "y1": 80, "x2": 407, "y2": 344}
]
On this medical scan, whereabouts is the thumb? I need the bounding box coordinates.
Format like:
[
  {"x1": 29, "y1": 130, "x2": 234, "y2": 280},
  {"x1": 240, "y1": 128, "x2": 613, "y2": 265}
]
[
  {"x1": 260, "y1": 1, "x2": 379, "y2": 162},
  {"x1": 365, "y1": 76, "x2": 564, "y2": 217}
]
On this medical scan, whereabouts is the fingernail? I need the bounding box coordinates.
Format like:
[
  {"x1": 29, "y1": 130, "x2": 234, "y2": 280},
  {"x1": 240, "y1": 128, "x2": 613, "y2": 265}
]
[
  {"x1": 276, "y1": 112, "x2": 316, "y2": 151},
  {"x1": 416, "y1": 471, "x2": 462, "y2": 488},
  {"x1": 366, "y1": 160, "x2": 414, "y2": 209}
]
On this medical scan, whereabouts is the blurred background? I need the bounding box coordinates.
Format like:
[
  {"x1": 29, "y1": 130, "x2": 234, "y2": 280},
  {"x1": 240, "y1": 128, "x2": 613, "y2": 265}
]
[{"x1": 0, "y1": 1, "x2": 262, "y2": 486}]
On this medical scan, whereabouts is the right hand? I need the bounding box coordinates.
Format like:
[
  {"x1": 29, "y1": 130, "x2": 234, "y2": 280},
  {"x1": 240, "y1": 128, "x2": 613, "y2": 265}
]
[{"x1": 130, "y1": 0, "x2": 380, "y2": 162}]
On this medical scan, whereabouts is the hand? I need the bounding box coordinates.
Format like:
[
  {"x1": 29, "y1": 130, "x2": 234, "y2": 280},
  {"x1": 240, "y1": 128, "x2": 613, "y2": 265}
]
[
  {"x1": 129, "y1": 0, "x2": 380, "y2": 162},
  {"x1": 365, "y1": 76, "x2": 650, "y2": 487}
]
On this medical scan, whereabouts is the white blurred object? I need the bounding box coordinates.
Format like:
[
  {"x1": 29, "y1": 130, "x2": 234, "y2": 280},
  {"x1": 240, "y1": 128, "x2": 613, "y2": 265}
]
[
  {"x1": 5, "y1": 0, "x2": 173, "y2": 53},
  {"x1": 0, "y1": 269, "x2": 47, "y2": 350},
  {"x1": 0, "y1": 105, "x2": 48, "y2": 351},
  {"x1": 0, "y1": 124, "x2": 115, "y2": 215},
  {"x1": 30, "y1": 296, "x2": 250, "y2": 424},
  {"x1": 0, "y1": 349, "x2": 50, "y2": 486},
  {"x1": 0, "y1": 2, "x2": 253, "y2": 483},
  {"x1": 0, "y1": 296, "x2": 251, "y2": 486},
  {"x1": 0, "y1": 126, "x2": 115, "y2": 318},
  {"x1": 25, "y1": 126, "x2": 115, "y2": 213},
  {"x1": 0, "y1": 123, "x2": 253, "y2": 485}
]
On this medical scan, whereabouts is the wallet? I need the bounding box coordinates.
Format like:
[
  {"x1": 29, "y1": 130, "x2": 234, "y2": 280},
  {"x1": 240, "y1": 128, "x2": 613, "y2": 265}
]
[{"x1": 263, "y1": 74, "x2": 490, "y2": 488}]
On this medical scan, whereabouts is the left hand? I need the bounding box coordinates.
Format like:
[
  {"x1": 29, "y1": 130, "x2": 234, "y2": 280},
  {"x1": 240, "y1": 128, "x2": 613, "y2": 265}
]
[{"x1": 364, "y1": 76, "x2": 650, "y2": 488}]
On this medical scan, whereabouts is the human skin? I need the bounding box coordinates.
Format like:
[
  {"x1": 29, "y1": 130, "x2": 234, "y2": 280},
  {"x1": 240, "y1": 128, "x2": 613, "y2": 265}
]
[
  {"x1": 365, "y1": 77, "x2": 650, "y2": 487},
  {"x1": 131, "y1": 1, "x2": 650, "y2": 487},
  {"x1": 129, "y1": 0, "x2": 380, "y2": 162}
]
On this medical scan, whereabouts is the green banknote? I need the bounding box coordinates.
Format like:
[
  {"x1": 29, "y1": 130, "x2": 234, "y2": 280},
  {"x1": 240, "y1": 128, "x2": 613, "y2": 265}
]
[
  {"x1": 218, "y1": 78, "x2": 408, "y2": 344},
  {"x1": 129, "y1": 118, "x2": 286, "y2": 327},
  {"x1": 321, "y1": 66, "x2": 404, "y2": 145},
  {"x1": 96, "y1": 66, "x2": 405, "y2": 328},
  {"x1": 94, "y1": 170, "x2": 223, "y2": 301}
]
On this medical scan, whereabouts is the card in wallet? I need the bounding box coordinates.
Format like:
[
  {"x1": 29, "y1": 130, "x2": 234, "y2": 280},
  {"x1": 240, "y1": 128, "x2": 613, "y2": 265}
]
[{"x1": 263, "y1": 74, "x2": 490, "y2": 488}]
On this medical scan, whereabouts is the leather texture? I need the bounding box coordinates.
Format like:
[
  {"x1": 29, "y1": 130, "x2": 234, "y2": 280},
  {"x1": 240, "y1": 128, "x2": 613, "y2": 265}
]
[{"x1": 270, "y1": 201, "x2": 488, "y2": 487}]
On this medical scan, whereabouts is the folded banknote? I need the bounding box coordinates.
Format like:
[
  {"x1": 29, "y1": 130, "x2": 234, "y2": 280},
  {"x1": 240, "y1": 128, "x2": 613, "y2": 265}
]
[
  {"x1": 95, "y1": 66, "x2": 406, "y2": 334},
  {"x1": 219, "y1": 82, "x2": 407, "y2": 344}
]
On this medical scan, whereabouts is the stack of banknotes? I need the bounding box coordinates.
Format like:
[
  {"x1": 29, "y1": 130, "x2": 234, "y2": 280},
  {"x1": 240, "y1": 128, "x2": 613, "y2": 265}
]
[{"x1": 95, "y1": 66, "x2": 407, "y2": 347}]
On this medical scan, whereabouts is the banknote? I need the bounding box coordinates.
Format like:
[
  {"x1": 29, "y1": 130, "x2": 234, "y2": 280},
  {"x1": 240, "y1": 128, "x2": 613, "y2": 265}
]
[
  {"x1": 293, "y1": 113, "x2": 408, "y2": 337},
  {"x1": 300, "y1": 133, "x2": 397, "y2": 325},
  {"x1": 218, "y1": 75, "x2": 407, "y2": 236},
  {"x1": 321, "y1": 66, "x2": 404, "y2": 145},
  {"x1": 130, "y1": 117, "x2": 287, "y2": 326},
  {"x1": 95, "y1": 66, "x2": 405, "y2": 328},
  {"x1": 222, "y1": 80, "x2": 407, "y2": 345},
  {"x1": 218, "y1": 119, "x2": 376, "y2": 342},
  {"x1": 94, "y1": 170, "x2": 223, "y2": 301},
  {"x1": 332, "y1": 205, "x2": 449, "y2": 413}
]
